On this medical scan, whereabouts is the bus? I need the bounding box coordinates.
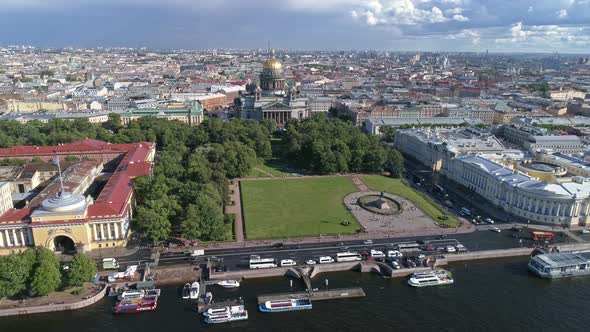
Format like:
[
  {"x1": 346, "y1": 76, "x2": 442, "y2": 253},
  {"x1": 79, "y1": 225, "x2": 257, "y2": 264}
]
[
  {"x1": 395, "y1": 242, "x2": 421, "y2": 252},
  {"x1": 336, "y1": 252, "x2": 362, "y2": 262},
  {"x1": 531, "y1": 231, "x2": 555, "y2": 241},
  {"x1": 249, "y1": 257, "x2": 277, "y2": 269}
]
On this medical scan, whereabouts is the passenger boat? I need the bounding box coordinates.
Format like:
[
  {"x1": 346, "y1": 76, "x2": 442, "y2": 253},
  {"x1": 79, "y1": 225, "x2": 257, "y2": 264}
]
[
  {"x1": 217, "y1": 280, "x2": 240, "y2": 288},
  {"x1": 407, "y1": 270, "x2": 454, "y2": 287},
  {"x1": 528, "y1": 252, "x2": 590, "y2": 279},
  {"x1": 113, "y1": 297, "x2": 158, "y2": 314},
  {"x1": 204, "y1": 305, "x2": 248, "y2": 324},
  {"x1": 258, "y1": 299, "x2": 312, "y2": 313},
  {"x1": 189, "y1": 281, "x2": 200, "y2": 300},
  {"x1": 182, "y1": 283, "x2": 191, "y2": 299}
]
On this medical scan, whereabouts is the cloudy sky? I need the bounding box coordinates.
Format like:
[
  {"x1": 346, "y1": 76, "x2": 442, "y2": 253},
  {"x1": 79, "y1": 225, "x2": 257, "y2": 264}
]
[{"x1": 0, "y1": 0, "x2": 589, "y2": 53}]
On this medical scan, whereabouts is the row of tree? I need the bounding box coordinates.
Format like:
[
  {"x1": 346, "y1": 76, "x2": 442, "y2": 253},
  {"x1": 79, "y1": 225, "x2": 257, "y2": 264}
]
[
  {"x1": 0, "y1": 248, "x2": 96, "y2": 298},
  {"x1": 283, "y1": 114, "x2": 404, "y2": 177}
]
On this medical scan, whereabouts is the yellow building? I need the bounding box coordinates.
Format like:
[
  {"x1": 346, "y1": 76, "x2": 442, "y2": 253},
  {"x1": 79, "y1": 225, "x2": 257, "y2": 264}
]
[
  {"x1": 0, "y1": 139, "x2": 155, "y2": 255},
  {"x1": 8, "y1": 100, "x2": 68, "y2": 113}
]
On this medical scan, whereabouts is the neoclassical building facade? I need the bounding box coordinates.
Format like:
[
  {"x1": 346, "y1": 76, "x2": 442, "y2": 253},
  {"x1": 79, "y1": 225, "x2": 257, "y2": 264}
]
[
  {"x1": 396, "y1": 128, "x2": 590, "y2": 226},
  {"x1": 0, "y1": 139, "x2": 155, "y2": 255}
]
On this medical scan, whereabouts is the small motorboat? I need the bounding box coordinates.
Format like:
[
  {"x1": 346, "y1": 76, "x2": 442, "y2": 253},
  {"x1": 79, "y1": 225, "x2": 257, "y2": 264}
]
[
  {"x1": 189, "y1": 281, "x2": 200, "y2": 300},
  {"x1": 182, "y1": 283, "x2": 191, "y2": 299},
  {"x1": 204, "y1": 292, "x2": 213, "y2": 305},
  {"x1": 217, "y1": 280, "x2": 240, "y2": 289}
]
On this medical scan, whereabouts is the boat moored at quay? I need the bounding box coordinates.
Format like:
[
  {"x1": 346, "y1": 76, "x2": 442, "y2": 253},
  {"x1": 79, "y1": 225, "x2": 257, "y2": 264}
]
[
  {"x1": 204, "y1": 305, "x2": 249, "y2": 324},
  {"x1": 113, "y1": 297, "x2": 158, "y2": 314},
  {"x1": 407, "y1": 270, "x2": 454, "y2": 287},
  {"x1": 528, "y1": 252, "x2": 590, "y2": 279},
  {"x1": 259, "y1": 299, "x2": 313, "y2": 313}
]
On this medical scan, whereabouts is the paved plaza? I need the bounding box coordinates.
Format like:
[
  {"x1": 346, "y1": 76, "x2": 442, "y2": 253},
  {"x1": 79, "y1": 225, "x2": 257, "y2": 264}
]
[{"x1": 344, "y1": 191, "x2": 450, "y2": 236}]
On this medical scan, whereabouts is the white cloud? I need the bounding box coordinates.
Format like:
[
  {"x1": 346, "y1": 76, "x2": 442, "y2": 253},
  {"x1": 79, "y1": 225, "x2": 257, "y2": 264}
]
[
  {"x1": 445, "y1": 7, "x2": 464, "y2": 14},
  {"x1": 446, "y1": 29, "x2": 480, "y2": 44},
  {"x1": 556, "y1": 9, "x2": 568, "y2": 19},
  {"x1": 452, "y1": 14, "x2": 469, "y2": 21},
  {"x1": 528, "y1": 6, "x2": 533, "y2": 12}
]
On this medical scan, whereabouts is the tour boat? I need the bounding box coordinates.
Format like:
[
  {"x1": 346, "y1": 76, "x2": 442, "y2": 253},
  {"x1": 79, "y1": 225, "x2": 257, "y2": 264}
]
[
  {"x1": 189, "y1": 281, "x2": 200, "y2": 300},
  {"x1": 217, "y1": 280, "x2": 240, "y2": 288},
  {"x1": 182, "y1": 283, "x2": 191, "y2": 299},
  {"x1": 113, "y1": 297, "x2": 158, "y2": 314},
  {"x1": 408, "y1": 270, "x2": 454, "y2": 287},
  {"x1": 258, "y1": 299, "x2": 312, "y2": 313},
  {"x1": 204, "y1": 305, "x2": 248, "y2": 324}
]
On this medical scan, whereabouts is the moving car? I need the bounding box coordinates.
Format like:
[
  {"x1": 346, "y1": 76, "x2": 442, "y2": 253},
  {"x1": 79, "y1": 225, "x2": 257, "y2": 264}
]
[
  {"x1": 445, "y1": 245, "x2": 456, "y2": 253},
  {"x1": 363, "y1": 239, "x2": 374, "y2": 245},
  {"x1": 306, "y1": 259, "x2": 317, "y2": 265}
]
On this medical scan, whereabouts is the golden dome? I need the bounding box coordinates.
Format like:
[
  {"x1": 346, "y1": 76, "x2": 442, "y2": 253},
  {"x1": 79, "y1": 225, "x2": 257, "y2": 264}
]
[{"x1": 263, "y1": 49, "x2": 283, "y2": 71}]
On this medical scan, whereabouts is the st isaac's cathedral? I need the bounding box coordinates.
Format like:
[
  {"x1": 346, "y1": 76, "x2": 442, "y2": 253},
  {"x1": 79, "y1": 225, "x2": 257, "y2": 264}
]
[{"x1": 238, "y1": 49, "x2": 310, "y2": 126}]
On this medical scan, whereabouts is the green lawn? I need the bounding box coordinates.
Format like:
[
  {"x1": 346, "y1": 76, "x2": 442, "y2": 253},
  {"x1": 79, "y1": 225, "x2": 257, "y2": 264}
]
[
  {"x1": 241, "y1": 177, "x2": 360, "y2": 239},
  {"x1": 244, "y1": 159, "x2": 302, "y2": 178},
  {"x1": 361, "y1": 175, "x2": 462, "y2": 228}
]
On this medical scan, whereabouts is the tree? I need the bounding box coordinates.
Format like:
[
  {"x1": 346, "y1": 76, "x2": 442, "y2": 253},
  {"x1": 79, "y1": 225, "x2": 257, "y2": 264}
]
[
  {"x1": 30, "y1": 248, "x2": 61, "y2": 296},
  {"x1": 181, "y1": 194, "x2": 226, "y2": 241},
  {"x1": 0, "y1": 251, "x2": 34, "y2": 298},
  {"x1": 134, "y1": 203, "x2": 172, "y2": 243},
  {"x1": 67, "y1": 253, "x2": 97, "y2": 287}
]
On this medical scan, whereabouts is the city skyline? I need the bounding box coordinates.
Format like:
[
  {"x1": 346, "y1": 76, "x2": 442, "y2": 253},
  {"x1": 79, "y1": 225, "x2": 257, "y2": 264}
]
[{"x1": 0, "y1": 0, "x2": 589, "y2": 53}]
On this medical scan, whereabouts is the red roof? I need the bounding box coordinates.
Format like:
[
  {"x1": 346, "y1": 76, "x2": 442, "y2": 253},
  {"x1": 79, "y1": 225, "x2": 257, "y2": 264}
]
[{"x1": 0, "y1": 139, "x2": 155, "y2": 223}]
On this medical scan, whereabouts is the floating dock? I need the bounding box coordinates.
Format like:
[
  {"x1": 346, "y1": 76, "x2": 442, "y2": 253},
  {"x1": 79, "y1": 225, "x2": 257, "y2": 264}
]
[{"x1": 257, "y1": 287, "x2": 365, "y2": 304}]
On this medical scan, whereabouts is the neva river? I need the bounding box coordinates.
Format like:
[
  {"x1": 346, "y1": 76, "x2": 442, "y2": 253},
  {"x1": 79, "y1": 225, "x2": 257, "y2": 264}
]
[{"x1": 1, "y1": 257, "x2": 589, "y2": 332}]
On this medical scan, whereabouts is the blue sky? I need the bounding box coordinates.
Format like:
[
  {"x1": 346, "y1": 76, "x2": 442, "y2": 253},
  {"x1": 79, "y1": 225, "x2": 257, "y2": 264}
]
[{"x1": 0, "y1": 0, "x2": 589, "y2": 53}]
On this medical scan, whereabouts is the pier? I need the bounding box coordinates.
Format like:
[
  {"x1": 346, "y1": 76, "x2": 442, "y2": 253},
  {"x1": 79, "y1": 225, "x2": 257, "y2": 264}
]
[{"x1": 257, "y1": 287, "x2": 366, "y2": 304}]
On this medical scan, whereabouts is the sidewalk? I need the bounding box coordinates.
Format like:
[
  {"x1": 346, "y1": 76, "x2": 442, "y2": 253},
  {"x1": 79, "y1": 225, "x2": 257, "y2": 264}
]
[{"x1": 87, "y1": 245, "x2": 141, "y2": 259}]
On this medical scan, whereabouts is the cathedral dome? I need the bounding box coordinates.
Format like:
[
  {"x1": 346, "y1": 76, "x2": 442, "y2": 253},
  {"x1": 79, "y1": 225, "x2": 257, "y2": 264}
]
[{"x1": 262, "y1": 49, "x2": 283, "y2": 71}]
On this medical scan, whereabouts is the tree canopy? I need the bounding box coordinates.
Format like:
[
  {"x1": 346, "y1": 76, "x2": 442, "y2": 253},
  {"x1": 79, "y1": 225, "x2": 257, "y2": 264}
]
[
  {"x1": 283, "y1": 114, "x2": 404, "y2": 175},
  {"x1": 66, "y1": 253, "x2": 97, "y2": 287}
]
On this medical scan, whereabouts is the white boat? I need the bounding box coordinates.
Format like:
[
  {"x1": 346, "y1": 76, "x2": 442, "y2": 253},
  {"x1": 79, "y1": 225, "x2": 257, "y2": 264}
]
[
  {"x1": 204, "y1": 292, "x2": 213, "y2": 305},
  {"x1": 204, "y1": 305, "x2": 248, "y2": 324},
  {"x1": 408, "y1": 270, "x2": 454, "y2": 287},
  {"x1": 582, "y1": 229, "x2": 590, "y2": 234},
  {"x1": 181, "y1": 283, "x2": 191, "y2": 299},
  {"x1": 203, "y1": 307, "x2": 230, "y2": 317},
  {"x1": 259, "y1": 299, "x2": 312, "y2": 312},
  {"x1": 189, "y1": 281, "x2": 200, "y2": 300},
  {"x1": 217, "y1": 280, "x2": 240, "y2": 288}
]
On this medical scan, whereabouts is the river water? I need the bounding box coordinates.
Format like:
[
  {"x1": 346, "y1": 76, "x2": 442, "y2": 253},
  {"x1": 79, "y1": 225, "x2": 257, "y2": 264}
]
[{"x1": 1, "y1": 257, "x2": 588, "y2": 332}]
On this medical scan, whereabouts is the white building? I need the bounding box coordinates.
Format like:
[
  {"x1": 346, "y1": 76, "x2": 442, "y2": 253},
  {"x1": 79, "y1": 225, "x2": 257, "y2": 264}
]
[
  {"x1": 0, "y1": 182, "x2": 13, "y2": 217},
  {"x1": 395, "y1": 128, "x2": 590, "y2": 226}
]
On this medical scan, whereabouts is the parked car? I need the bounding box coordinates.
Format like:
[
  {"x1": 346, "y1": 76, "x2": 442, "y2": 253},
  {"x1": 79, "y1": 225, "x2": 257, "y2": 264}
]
[
  {"x1": 417, "y1": 254, "x2": 426, "y2": 259},
  {"x1": 491, "y1": 226, "x2": 501, "y2": 233},
  {"x1": 455, "y1": 244, "x2": 467, "y2": 252},
  {"x1": 370, "y1": 250, "x2": 385, "y2": 258},
  {"x1": 306, "y1": 259, "x2": 317, "y2": 265},
  {"x1": 387, "y1": 250, "x2": 403, "y2": 258},
  {"x1": 484, "y1": 218, "x2": 495, "y2": 224},
  {"x1": 391, "y1": 261, "x2": 401, "y2": 269},
  {"x1": 445, "y1": 245, "x2": 456, "y2": 253},
  {"x1": 318, "y1": 256, "x2": 334, "y2": 264},
  {"x1": 280, "y1": 259, "x2": 297, "y2": 267},
  {"x1": 273, "y1": 243, "x2": 284, "y2": 248},
  {"x1": 421, "y1": 245, "x2": 435, "y2": 251}
]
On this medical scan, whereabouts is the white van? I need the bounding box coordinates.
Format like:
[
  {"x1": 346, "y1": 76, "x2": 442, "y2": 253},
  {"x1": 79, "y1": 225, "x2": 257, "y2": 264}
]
[
  {"x1": 370, "y1": 250, "x2": 385, "y2": 258},
  {"x1": 318, "y1": 256, "x2": 334, "y2": 264},
  {"x1": 280, "y1": 259, "x2": 297, "y2": 267}
]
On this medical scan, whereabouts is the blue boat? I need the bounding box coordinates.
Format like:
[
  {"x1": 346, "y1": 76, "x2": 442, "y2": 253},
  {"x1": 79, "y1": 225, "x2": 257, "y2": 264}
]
[{"x1": 259, "y1": 299, "x2": 312, "y2": 313}]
